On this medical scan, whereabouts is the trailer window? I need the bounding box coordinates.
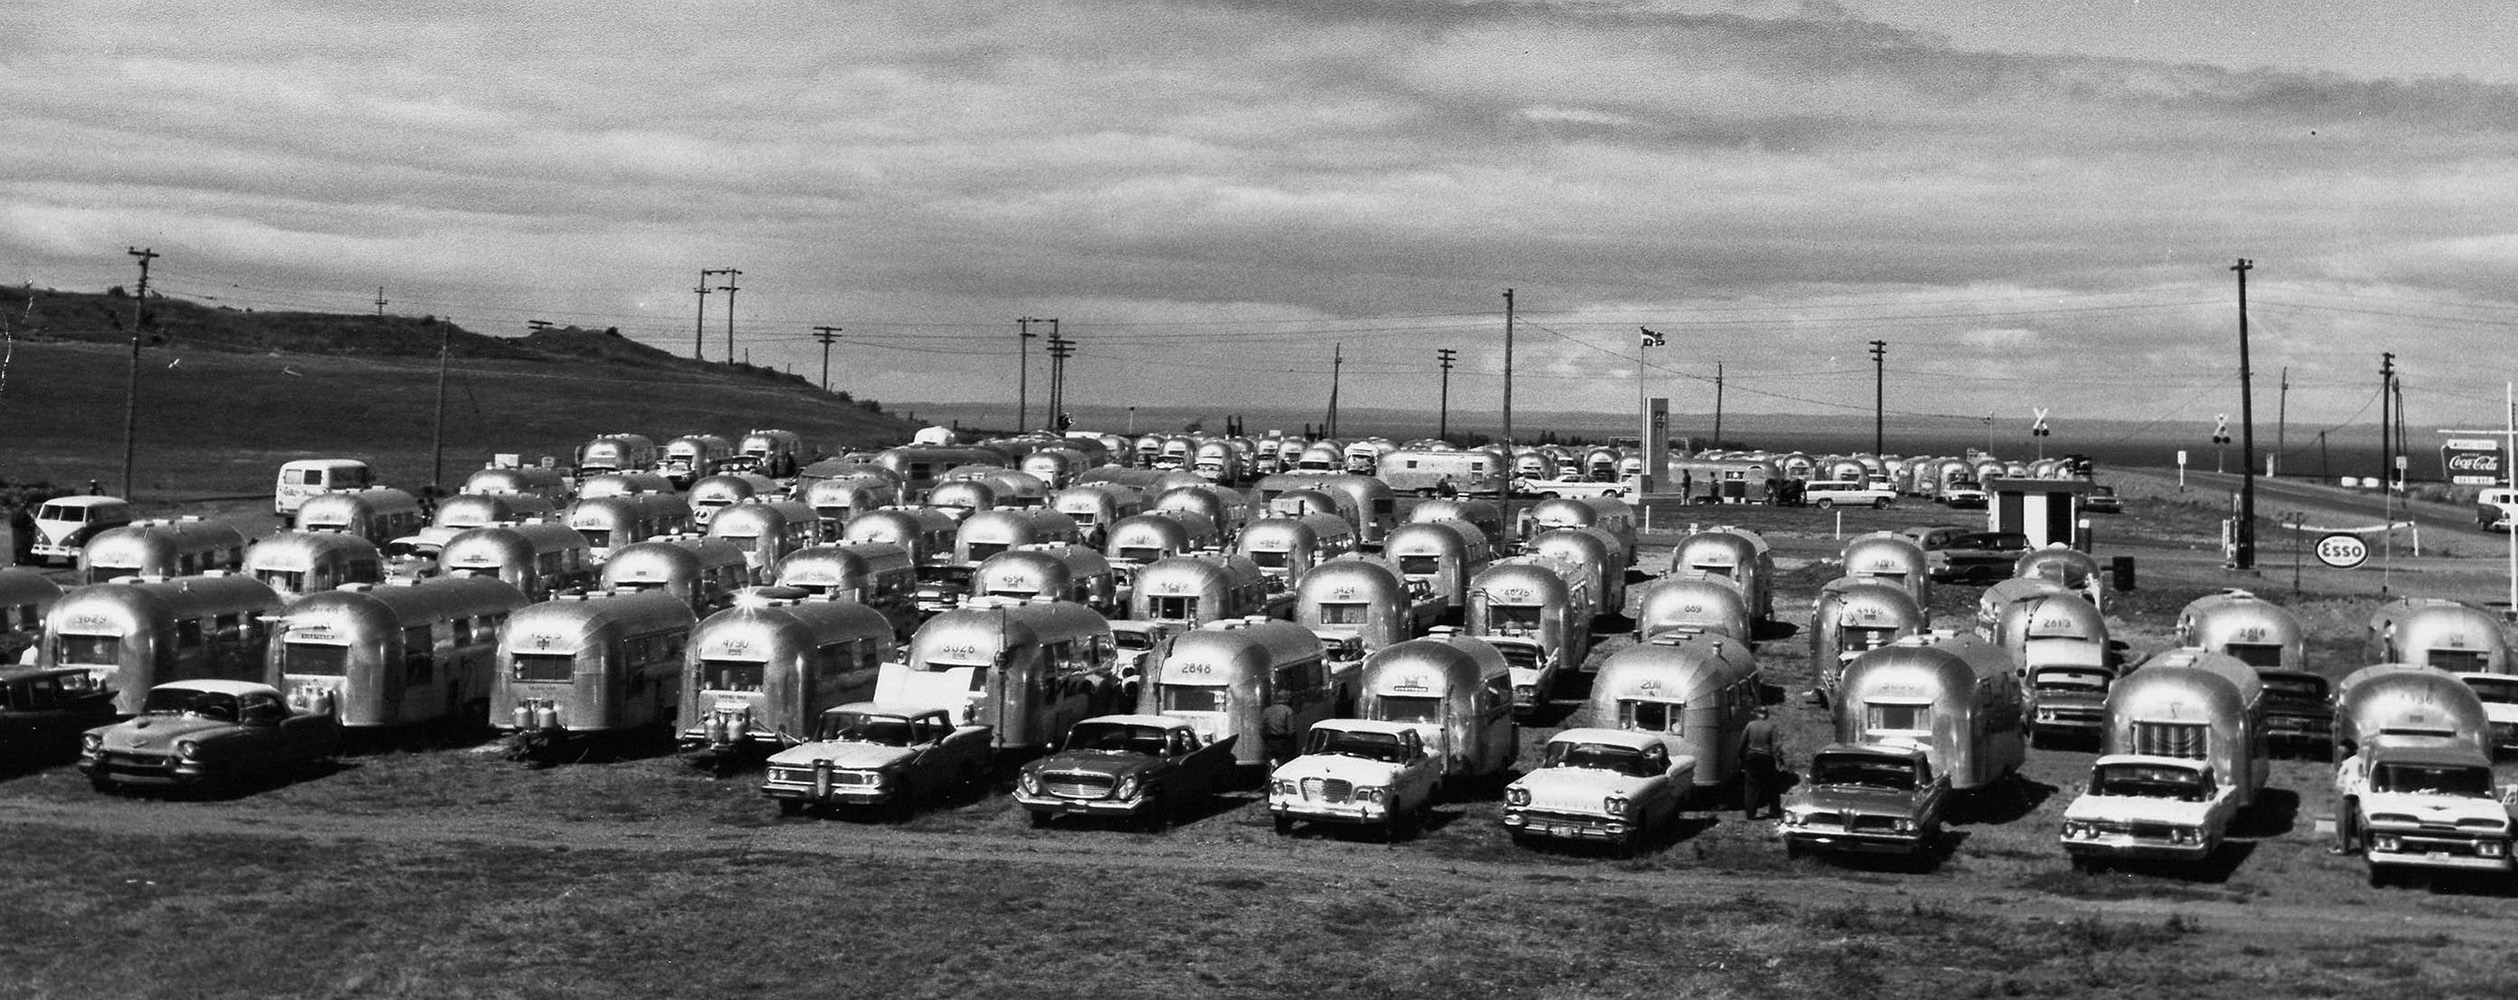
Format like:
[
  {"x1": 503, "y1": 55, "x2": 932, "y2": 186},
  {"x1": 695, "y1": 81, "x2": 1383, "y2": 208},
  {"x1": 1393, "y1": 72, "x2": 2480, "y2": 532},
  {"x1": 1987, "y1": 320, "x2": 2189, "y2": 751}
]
[
  {"x1": 1486, "y1": 605, "x2": 1543, "y2": 631},
  {"x1": 2428, "y1": 649, "x2": 2493, "y2": 672},
  {"x1": 1616, "y1": 699, "x2": 1682, "y2": 735},
  {"x1": 175, "y1": 618, "x2": 204, "y2": 648},
  {"x1": 256, "y1": 569, "x2": 306, "y2": 593},
  {"x1": 1316, "y1": 602, "x2": 1369, "y2": 626},
  {"x1": 2221, "y1": 642, "x2": 2285, "y2": 669},
  {"x1": 1246, "y1": 550, "x2": 1287, "y2": 569},
  {"x1": 2128, "y1": 721, "x2": 2208, "y2": 759},
  {"x1": 55, "y1": 635, "x2": 118, "y2": 666},
  {"x1": 511, "y1": 653, "x2": 574, "y2": 683},
  {"x1": 1146, "y1": 596, "x2": 1198, "y2": 622},
  {"x1": 1159, "y1": 685, "x2": 1226, "y2": 713},
  {"x1": 1864, "y1": 703, "x2": 1932, "y2": 737},
  {"x1": 281, "y1": 643, "x2": 351, "y2": 676},
  {"x1": 1119, "y1": 546, "x2": 1163, "y2": 565},
  {"x1": 1397, "y1": 555, "x2": 1439, "y2": 577},
  {"x1": 964, "y1": 542, "x2": 1009, "y2": 562},
  {"x1": 703, "y1": 660, "x2": 766, "y2": 693},
  {"x1": 1377, "y1": 695, "x2": 1442, "y2": 724}
]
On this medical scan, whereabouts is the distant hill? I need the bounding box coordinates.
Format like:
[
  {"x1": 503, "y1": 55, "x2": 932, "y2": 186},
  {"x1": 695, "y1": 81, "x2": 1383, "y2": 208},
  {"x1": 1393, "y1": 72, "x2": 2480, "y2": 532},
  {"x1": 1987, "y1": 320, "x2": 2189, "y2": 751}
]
[{"x1": 0, "y1": 285, "x2": 925, "y2": 500}]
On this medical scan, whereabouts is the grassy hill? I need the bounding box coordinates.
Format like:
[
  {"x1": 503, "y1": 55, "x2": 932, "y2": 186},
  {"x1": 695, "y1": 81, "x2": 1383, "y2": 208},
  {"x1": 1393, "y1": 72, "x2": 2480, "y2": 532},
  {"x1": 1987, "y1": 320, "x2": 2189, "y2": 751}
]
[{"x1": 0, "y1": 285, "x2": 924, "y2": 500}]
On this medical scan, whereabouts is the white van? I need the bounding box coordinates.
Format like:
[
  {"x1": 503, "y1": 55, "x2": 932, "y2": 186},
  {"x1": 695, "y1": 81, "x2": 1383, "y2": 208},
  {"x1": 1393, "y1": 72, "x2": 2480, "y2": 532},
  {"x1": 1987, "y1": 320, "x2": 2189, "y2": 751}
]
[
  {"x1": 2477, "y1": 487, "x2": 2518, "y2": 528},
  {"x1": 28, "y1": 495, "x2": 134, "y2": 566},
  {"x1": 275, "y1": 459, "x2": 376, "y2": 516}
]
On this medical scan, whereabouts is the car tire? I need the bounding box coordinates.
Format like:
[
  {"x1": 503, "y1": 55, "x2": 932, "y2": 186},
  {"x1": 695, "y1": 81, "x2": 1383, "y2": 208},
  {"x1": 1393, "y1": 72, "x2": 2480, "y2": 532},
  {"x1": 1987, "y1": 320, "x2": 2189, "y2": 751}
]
[
  {"x1": 2367, "y1": 864, "x2": 2391, "y2": 889},
  {"x1": 1273, "y1": 815, "x2": 1295, "y2": 837},
  {"x1": 1874, "y1": 499, "x2": 1891, "y2": 509},
  {"x1": 1816, "y1": 499, "x2": 1836, "y2": 509},
  {"x1": 777, "y1": 799, "x2": 806, "y2": 817},
  {"x1": 1785, "y1": 839, "x2": 1806, "y2": 860},
  {"x1": 1028, "y1": 809, "x2": 1053, "y2": 829},
  {"x1": 89, "y1": 774, "x2": 116, "y2": 795}
]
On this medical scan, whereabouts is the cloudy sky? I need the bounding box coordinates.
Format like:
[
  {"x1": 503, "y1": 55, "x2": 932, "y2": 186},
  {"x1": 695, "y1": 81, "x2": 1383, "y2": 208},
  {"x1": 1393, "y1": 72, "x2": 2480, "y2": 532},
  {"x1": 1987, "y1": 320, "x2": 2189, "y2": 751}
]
[{"x1": 9, "y1": 0, "x2": 2518, "y2": 439}]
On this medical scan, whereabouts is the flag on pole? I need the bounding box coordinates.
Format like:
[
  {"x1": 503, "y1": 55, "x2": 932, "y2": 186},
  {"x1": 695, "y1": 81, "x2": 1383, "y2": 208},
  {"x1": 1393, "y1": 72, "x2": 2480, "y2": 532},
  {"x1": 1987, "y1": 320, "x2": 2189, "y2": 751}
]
[{"x1": 1640, "y1": 327, "x2": 1665, "y2": 348}]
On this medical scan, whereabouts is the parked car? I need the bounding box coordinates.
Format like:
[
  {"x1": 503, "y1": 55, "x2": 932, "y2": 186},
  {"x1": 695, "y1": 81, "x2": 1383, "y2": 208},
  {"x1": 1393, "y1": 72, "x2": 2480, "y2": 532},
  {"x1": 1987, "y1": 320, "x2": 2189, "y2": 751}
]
[
  {"x1": 1802, "y1": 480, "x2": 1895, "y2": 510},
  {"x1": 1780, "y1": 743, "x2": 1947, "y2": 860},
  {"x1": 1015, "y1": 714, "x2": 1241, "y2": 830},
  {"x1": 1501, "y1": 728, "x2": 1695, "y2": 857},
  {"x1": 2060, "y1": 755, "x2": 2239, "y2": 871},
  {"x1": 0, "y1": 667, "x2": 119, "y2": 763},
  {"x1": 1938, "y1": 479, "x2": 1987, "y2": 509},
  {"x1": 78, "y1": 680, "x2": 341, "y2": 797},
  {"x1": 1267, "y1": 718, "x2": 1444, "y2": 841},
  {"x1": 1928, "y1": 531, "x2": 2032, "y2": 583},
  {"x1": 758, "y1": 704, "x2": 992, "y2": 818},
  {"x1": 2082, "y1": 485, "x2": 2124, "y2": 515}
]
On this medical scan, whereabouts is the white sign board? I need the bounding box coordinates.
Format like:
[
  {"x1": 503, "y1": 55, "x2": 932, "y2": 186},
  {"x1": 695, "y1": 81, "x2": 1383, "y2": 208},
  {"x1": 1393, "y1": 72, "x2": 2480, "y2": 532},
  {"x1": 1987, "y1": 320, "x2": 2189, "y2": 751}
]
[{"x1": 2314, "y1": 532, "x2": 2369, "y2": 569}]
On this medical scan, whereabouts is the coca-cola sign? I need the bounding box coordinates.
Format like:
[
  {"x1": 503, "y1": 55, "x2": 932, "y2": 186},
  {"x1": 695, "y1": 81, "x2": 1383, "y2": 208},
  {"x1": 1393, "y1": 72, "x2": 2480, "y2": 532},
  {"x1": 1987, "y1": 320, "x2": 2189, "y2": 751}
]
[{"x1": 2442, "y1": 440, "x2": 2503, "y2": 485}]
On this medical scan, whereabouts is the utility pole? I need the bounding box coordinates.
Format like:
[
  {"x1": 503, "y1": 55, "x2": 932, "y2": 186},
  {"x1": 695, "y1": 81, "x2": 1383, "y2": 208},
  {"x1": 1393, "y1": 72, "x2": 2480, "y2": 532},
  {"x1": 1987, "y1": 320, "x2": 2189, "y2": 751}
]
[
  {"x1": 1046, "y1": 329, "x2": 1074, "y2": 431},
  {"x1": 1325, "y1": 343, "x2": 1343, "y2": 439},
  {"x1": 811, "y1": 326, "x2": 842, "y2": 393},
  {"x1": 2379, "y1": 352, "x2": 2396, "y2": 493},
  {"x1": 717, "y1": 269, "x2": 742, "y2": 364},
  {"x1": 1435, "y1": 348, "x2": 1457, "y2": 441},
  {"x1": 1713, "y1": 362, "x2": 1724, "y2": 451},
  {"x1": 2234, "y1": 258, "x2": 2258, "y2": 570},
  {"x1": 375, "y1": 286, "x2": 387, "y2": 316},
  {"x1": 122, "y1": 246, "x2": 158, "y2": 498},
  {"x1": 430, "y1": 322, "x2": 450, "y2": 497},
  {"x1": 1016, "y1": 317, "x2": 1043, "y2": 431},
  {"x1": 527, "y1": 319, "x2": 553, "y2": 333},
  {"x1": 1502, "y1": 289, "x2": 1517, "y2": 546},
  {"x1": 1868, "y1": 339, "x2": 1887, "y2": 455},
  {"x1": 2275, "y1": 366, "x2": 2289, "y2": 477},
  {"x1": 693, "y1": 270, "x2": 717, "y2": 360}
]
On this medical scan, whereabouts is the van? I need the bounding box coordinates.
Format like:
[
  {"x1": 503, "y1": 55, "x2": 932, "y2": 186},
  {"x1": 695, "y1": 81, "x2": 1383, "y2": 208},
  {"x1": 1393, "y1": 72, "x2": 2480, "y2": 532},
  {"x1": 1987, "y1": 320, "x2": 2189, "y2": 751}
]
[
  {"x1": 274, "y1": 459, "x2": 375, "y2": 517},
  {"x1": 28, "y1": 496, "x2": 134, "y2": 566},
  {"x1": 2480, "y1": 487, "x2": 2518, "y2": 528}
]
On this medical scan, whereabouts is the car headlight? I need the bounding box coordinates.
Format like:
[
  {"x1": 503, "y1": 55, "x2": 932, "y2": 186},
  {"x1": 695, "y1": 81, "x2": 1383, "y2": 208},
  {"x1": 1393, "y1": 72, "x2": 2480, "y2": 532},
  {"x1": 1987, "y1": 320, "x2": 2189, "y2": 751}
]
[
  {"x1": 1603, "y1": 795, "x2": 1630, "y2": 817},
  {"x1": 2170, "y1": 827, "x2": 2199, "y2": 845},
  {"x1": 1782, "y1": 811, "x2": 1807, "y2": 828},
  {"x1": 1272, "y1": 778, "x2": 1295, "y2": 796},
  {"x1": 1504, "y1": 786, "x2": 1531, "y2": 807},
  {"x1": 2481, "y1": 840, "x2": 2508, "y2": 857},
  {"x1": 1891, "y1": 817, "x2": 1914, "y2": 833},
  {"x1": 2373, "y1": 834, "x2": 2402, "y2": 853},
  {"x1": 1355, "y1": 786, "x2": 1386, "y2": 803},
  {"x1": 1018, "y1": 771, "x2": 1041, "y2": 794},
  {"x1": 1114, "y1": 775, "x2": 1140, "y2": 800},
  {"x1": 82, "y1": 733, "x2": 103, "y2": 754},
  {"x1": 174, "y1": 740, "x2": 202, "y2": 762}
]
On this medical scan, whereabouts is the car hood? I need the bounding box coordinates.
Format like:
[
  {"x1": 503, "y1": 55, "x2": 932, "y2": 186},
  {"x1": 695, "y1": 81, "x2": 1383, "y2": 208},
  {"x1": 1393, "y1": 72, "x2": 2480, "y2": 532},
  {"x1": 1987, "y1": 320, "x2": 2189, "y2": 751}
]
[
  {"x1": 1510, "y1": 767, "x2": 1659, "y2": 811},
  {"x1": 97, "y1": 715, "x2": 235, "y2": 752},
  {"x1": 765, "y1": 741, "x2": 916, "y2": 771},
  {"x1": 2360, "y1": 791, "x2": 2509, "y2": 827},
  {"x1": 2481, "y1": 703, "x2": 2518, "y2": 726},
  {"x1": 1274, "y1": 753, "x2": 1407, "y2": 785},
  {"x1": 1029, "y1": 751, "x2": 1162, "y2": 780},
  {"x1": 1786, "y1": 784, "x2": 1921, "y2": 816},
  {"x1": 2062, "y1": 792, "x2": 2219, "y2": 826}
]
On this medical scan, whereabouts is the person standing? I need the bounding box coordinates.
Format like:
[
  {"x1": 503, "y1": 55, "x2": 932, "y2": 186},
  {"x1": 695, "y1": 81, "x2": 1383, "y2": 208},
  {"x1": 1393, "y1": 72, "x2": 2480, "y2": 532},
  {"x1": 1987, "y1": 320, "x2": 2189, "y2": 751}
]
[
  {"x1": 1261, "y1": 697, "x2": 1299, "y2": 768},
  {"x1": 8, "y1": 503, "x2": 33, "y2": 567},
  {"x1": 1739, "y1": 707, "x2": 1786, "y2": 820}
]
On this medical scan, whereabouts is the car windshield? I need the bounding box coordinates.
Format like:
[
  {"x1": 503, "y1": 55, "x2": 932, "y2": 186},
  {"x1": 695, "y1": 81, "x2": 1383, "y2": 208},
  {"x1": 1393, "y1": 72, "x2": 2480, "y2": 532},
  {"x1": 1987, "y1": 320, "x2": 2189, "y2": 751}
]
[
  {"x1": 1310, "y1": 728, "x2": 1413, "y2": 763},
  {"x1": 819, "y1": 712, "x2": 916, "y2": 746},
  {"x1": 1545, "y1": 741, "x2": 1659, "y2": 778},
  {"x1": 2090, "y1": 763, "x2": 2210, "y2": 802},
  {"x1": 1812, "y1": 756, "x2": 1921, "y2": 790},
  {"x1": 140, "y1": 688, "x2": 241, "y2": 722},
  {"x1": 1067, "y1": 723, "x2": 1172, "y2": 755},
  {"x1": 2372, "y1": 762, "x2": 2494, "y2": 798},
  {"x1": 2463, "y1": 679, "x2": 2518, "y2": 705}
]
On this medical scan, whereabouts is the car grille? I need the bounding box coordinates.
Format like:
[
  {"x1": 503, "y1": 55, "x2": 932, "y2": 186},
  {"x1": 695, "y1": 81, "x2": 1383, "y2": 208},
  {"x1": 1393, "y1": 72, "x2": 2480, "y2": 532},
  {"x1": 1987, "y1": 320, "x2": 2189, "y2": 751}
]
[
  {"x1": 1299, "y1": 777, "x2": 1355, "y2": 802},
  {"x1": 770, "y1": 766, "x2": 873, "y2": 786},
  {"x1": 104, "y1": 751, "x2": 172, "y2": 770},
  {"x1": 1041, "y1": 772, "x2": 1113, "y2": 799},
  {"x1": 2129, "y1": 822, "x2": 2175, "y2": 840},
  {"x1": 1847, "y1": 813, "x2": 1904, "y2": 833}
]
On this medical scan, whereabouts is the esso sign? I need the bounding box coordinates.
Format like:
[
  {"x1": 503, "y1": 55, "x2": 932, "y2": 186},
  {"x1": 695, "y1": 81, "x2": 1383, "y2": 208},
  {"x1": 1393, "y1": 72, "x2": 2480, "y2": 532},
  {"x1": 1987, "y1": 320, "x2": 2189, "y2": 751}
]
[{"x1": 2315, "y1": 533, "x2": 2370, "y2": 569}]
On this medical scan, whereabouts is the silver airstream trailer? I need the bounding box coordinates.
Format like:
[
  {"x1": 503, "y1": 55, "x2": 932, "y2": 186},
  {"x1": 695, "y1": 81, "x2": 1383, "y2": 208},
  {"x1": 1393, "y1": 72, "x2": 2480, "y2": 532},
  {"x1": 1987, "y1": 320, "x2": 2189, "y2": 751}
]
[
  {"x1": 1530, "y1": 497, "x2": 1637, "y2": 557},
  {"x1": 1839, "y1": 532, "x2": 1930, "y2": 608},
  {"x1": 953, "y1": 508, "x2": 1083, "y2": 567},
  {"x1": 79, "y1": 519, "x2": 249, "y2": 585},
  {"x1": 1103, "y1": 511, "x2": 1222, "y2": 576},
  {"x1": 493, "y1": 589, "x2": 698, "y2": 756},
  {"x1": 1975, "y1": 577, "x2": 2069, "y2": 648},
  {"x1": 1668, "y1": 526, "x2": 1774, "y2": 623},
  {"x1": 2111, "y1": 649, "x2": 2269, "y2": 804},
  {"x1": 2328, "y1": 663, "x2": 2504, "y2": 876},
  {"x1": 1808, "y1": 578, "x2": 1926, "y2": 703},
  {"x1": 1381, "y1": 520, "x2": 1494, "y2": 620},
  {"x1": 841, "y1": 507, "x2": 960, "y2": 569},
  {"x1": 1834, "y1": 632, "x2": 2027, "y2": 792},
  {"x1": 1049, "y1": 483, "x2": 1146, "y2": 544},
  {"x1": 598, "y1": 536, "x2": 757, "y2": 615},
  {"x1": 2175, "y1": 590, "x2": 2305, "y2": 671},
  {"x1": 294, "y1": 488, "x2": 428, "y2": 547},
  {"x1": 2332, "y1": 664, "x2": 2490, "y2": 760},
  {"x1": 924, "y1": 479, "x2": 1000, "y2": 522},
  {"x1": 266, "y1": 576, "x2": 530, "y2": 729},
  {"x1": 2000, "y1": 591, "x2": 2118, "y2": 746},
  {"x1": 1130, "y1": 553, "x2": 1286, "y2": 625},
  {"x1": 875, "y1": 599, "x2": 1123, "y2": 752},
  {"x1": 1254, "y1": 473, "x2": 1395, "y2": 547},
  {"x1": 802, "y1": 478, "x2": 895, "y2": 535},
  {"x1": 873, "y1": 445, "x2": 1006, "y2": 501},
  {"x1": 774, "y1": 542, "x2": 920, "y2": 637},
  {"x1": 1235, "y1": 513, "x2": 1358, "y2": 585},
  {"x1": 0, "y1": 568, "x2": 64, "y2": 663},
  {"x1": 657, "y1": 433, "x2": 734, "y2": 488},
  {"x1": 1357, "y1": 635, "x2": 1518, "y2": 782},
  {"x1": 2016, "y1": 547, "x2": 2105, "y2": 609},
  {"x1": 44, "y1": 574, "x2": 284, "y2": 714},
  {"x1": 434, "y1": 492, "x2": 559, "y2": 530},
  {"x1": 677, "y1": 595, "x2": 895, "y2": 765},
  {"x1": 1154, "y1": 484, "x2": 1254, "y2": 542},
  {"x1": 576, "y1": 470, "x2": 679, "y2": 499},
  {"x1": 972, "y1": 544, "x2": 1122, "y2": 616},
  {"x1": 437, "y1": 523, "x2": 596, "y2": 602},
  {"x1": 245, "y1": 531, "x2": 384, "y2": 602},
  {"x1": 686, "y1": 473, "x2": 783, "y2": 527},
  {"x1": 1632, "y1": 577, "x2": 1753, "y2": 642},
  {"x1": 2372, "y1": 598, "x2": 2511, "y2": 673},
  {"x1": 565, "y1": 493, "x2": 696, "y2": 562},
  {"x1": 734, "y1": 428, "x2": 806, "y2": 478},
  {"x1": 1296, "y1": 557, "x2": 1444, "y2": 653},
  {"x1": 462, "y1": 466, "x2": 571, "y2": 503},
  {"x1": 1268, "y1": 488, "x2": 1344, "y2": 522},
  {"x1": 1017, "y1": 448, "x2": 1087, "y2": 491},
  {"x1": 575, "y1": 433, "x2": 658, "y2": 474},
  {"x1": 1525, "y1": 526, "x2": 1628, "y2": 622},
  {"x1": 1410, "y1": 497, "x2": 1507, "y2": 551},
  {"x1": 1467, "y1": 556, "x2": 1594, "y2": 712},
  {"x1": 704, "y1": 499, "x2": 823, "y2": 575},
  {"x1": 1586, "y1": 631, "x2": 1761, "y2": 797},
  {"x1": 1138, "y1": 620, "x2": 1333, "y2": 769}
]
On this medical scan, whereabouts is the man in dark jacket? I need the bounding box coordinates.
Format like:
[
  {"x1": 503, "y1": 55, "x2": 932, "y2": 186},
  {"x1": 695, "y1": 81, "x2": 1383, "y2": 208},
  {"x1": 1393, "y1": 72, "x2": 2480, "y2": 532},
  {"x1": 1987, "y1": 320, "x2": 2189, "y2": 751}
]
[{"x1": 1739, "y1": 707, "x2": 1786, "y2": 820}]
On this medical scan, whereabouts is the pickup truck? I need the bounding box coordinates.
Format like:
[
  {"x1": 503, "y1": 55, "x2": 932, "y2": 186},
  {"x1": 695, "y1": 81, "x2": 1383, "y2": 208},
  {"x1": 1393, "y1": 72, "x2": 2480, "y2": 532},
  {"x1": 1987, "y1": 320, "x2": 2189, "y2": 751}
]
[
  {"x1": 759, "y1": 704, "x2": 992, "y2": 819},
  {"x1": 2335, "y1": 736, "x2": 2515, "y2": 887},
  {"x1": 1801, "y1": 480, "x2": 1896, "y2": 510},
  {"x1": 1927, "y1": 531, "x2": 2031, "y2": 584},
  {"x1": 1781, "y1": 742, "x2": 1948, "y2": 860},
  {"x1": 1502, "y1": 729, "x2": 1695, "y2": 857},
  {"x1": 2058, "y1": 755, "x2": 2238, "y2": 871},
  {"x1": 1267, "y1": 719, "x2": 1445, "y2": 841},
  {"x1": 1015, "y1": 715, "x2": 1240, "y2": 831},
  {"x1": 1512, "y1": 477, "x2": 1638, "y2": 500},
  {"x1": 1480, "y1": 629, "x2": 1561, "y2": 717}
]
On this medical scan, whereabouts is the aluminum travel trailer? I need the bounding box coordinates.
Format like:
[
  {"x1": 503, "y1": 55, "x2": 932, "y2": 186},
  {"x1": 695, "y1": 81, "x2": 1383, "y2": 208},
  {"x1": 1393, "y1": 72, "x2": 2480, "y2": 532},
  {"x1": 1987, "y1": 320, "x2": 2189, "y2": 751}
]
[
  {"x1": 657, "y1": 434, "x2": 734, "y2": 488},
  {"x1": 875, "y1": 600, "x2": 1123, "y2": 752},
  {"x1": 1525, "y1": 527, "x2": 1627, "y2": 622},
  {"x1": 266, "y1": 577, "x2": 530, "y2": 729},
  {"x1": 1296, "y1": 557, "x2": 1445, "y2": 653},
  {"x1": 677, "y1": 595, "x2": 895, "y2": 764},
  {"x1": 954, "y1": 508, "x2": 1083, "y2": 567},
  {"x1": 940, "y1": 466, "x2": 1052, "y2": 509},
  {"x1": 1808, "y1": 579, "x2": 1926, "y2": 702},
  {"x1": 1050, "y1": 483, "x2": 1146, "y2": 544},
  {"x1": 566, "y1": 493, "x2": 697, "y2": 563},
  {"x1": 574, "y1": 434, "x2": 658, "y2": 475},
  {"x1": 437, "y1": 523, "x2": 596, "y2": 602},
  {"x1": 0, "y1": 569, "x2": 63, "y2": 663},
  {"x1": 1409, "y1": 497, "x2": 1506, "y2": 551},
  {"x1": 1130, "y1": 553, "x2": 1286, "y2": 626},
  {"x1": 598, "y1": 536, "x2": 756, "y2": 616},
  {"x1": 1975, "y1": 577, "x2": 2069, "y2": 648},
  {"x1": 774, "y1": 542, "x2": 920, "y2": 637},
  {"x1": 1587, "y1": 631, "x2": 1761, "y2": 795},
  {"x1": 1632, "y1": 577, "x2": 1753, "y2": 643},
  {"x1": 1253, "y1": 474, "x2": 1395, "y2": 547},
  {"x1": 2174, "y1": 590, "x2": 2327, "y2": 750},
  {"x1": 1102, "y1": 512, "x2": 1221, "y2": 579},
  {"x1": 1357, "y1": 635, "x2": 1518, "y2": 781},
  {"x1": 971, "y1": 544, "x2": 1122, "y2": 616},
  {"x1": 1466, "y1": 556, "x2": 1594, "y2": 711},
  {"x1": 1530, "y1": 497, "x2": 1637, "y2": 556},
  {"x1": 735, "y1": 428, "x2": 806, "y2": 478},
  {"x1": 274, "y1": 459, "x2": 376, "y2": 516},
  {"x1": 924, "y1": 479, "x2": 1001, "y2": 522},
  {"x1": 1268, "y1": 488, "x2": 1343, "y2": 522},
  {"x1": 685, "y1": 473, "x2": 783, "y2": 527},
  {"x1": 1834, "y1": 632, "x2": 2026, "y2": 792},
  {"x1": 2016, "y1": 547, "x2": 2105, "y2": 609},
  {"x1": 876, "y1": 445, "x2": 1014, "y2": 502},
  {"x1": 2368, "y1": 598, "x2": 2511, "y2": 674},
  {"x1": 1139, "y1": 621, "x2": 1334, "y2": 769},
  {"x1": 1235, "y1": 514, "x2": 1358, "y2": 585},
  {"x1": 1376, "y1": 447, "x2": 1508, "y2": 497},
  {"x1": 80, "y1": 519, "x2": 248, "y2": 585},
  {"x1": 43, "y1": 574, "x2": 284, "y2": 714},
  {"x1": 802, "y1": 478, "x2": 895, "y2": 535},
  {"x1": 244, "y1": 531, "x2": 384, "y2": 602},
  {"x1": 461, "y1": 466, "x2": 571, "y2": 504},
  {"x1": 493, "y1": 589, "x2": 697, "y2": 755},
  {"x1": 1154, "y1": 484, "x2": 1255, "y2": 542},
  {"x1": 2329, "y1": 664, "x2": 2509, "y2": 882},
  {"x1": 433, "y1": 493, "x2": 558, "y2": 530},
  {"x1": 294, "y1": 488, "x2": 427, "y2": 547},
  {"x1": 2059, "y1": 651, "x2": 2267, "y2": 868},
  {"x1": 1381, "y1": 520, "x2": 1494, "y2": 619},
  {"x1": 1839, "y1": 532, "x2": 1930, "y2": 609},
  {"x1": 705, "y1": 499, "x2": 823, "y2": 575},
  {"x1": 575, "y1": 471, "x2": 679, "y2": 500},
  {"x1": 1997, "y1": 591, "x2": 2119, "y2": 746},
  {"x1": 840, "y1": 507, "x2": 960, "y2": 569},
  {"x1": 1668, "y1": 526, "x2": 1774, "y2": 623},
  {"x1": 1019, "y1": 447, "x2": 1091, "y2": 490}
]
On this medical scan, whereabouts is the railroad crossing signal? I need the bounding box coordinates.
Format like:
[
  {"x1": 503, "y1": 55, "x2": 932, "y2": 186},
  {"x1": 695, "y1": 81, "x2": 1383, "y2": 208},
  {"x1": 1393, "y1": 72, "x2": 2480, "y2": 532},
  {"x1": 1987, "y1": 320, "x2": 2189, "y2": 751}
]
[
  {"x1": 2030, "y1": 408, "x2": 2051, "y2": 438},
  {"x1": 2211, "y1": 413, "x2": 2231, "y2": 445}
]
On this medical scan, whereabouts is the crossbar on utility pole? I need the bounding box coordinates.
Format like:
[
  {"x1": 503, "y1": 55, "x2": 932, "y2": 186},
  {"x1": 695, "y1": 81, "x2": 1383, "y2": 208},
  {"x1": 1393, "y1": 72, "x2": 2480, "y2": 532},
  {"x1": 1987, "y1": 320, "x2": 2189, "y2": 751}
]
[
  {"x1": 812, "y1": 326, "x2": 842, "y2": 393},
  {"x1": 123, "y1": 247, "x2": 158, "y2": 498}
]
